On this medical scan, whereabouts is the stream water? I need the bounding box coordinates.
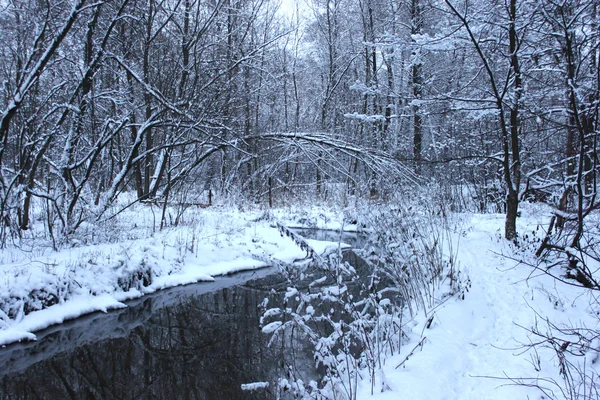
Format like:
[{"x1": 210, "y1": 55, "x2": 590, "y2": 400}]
[{"x1": 0, "y1": 230, "x2": 369, "y2": 399}]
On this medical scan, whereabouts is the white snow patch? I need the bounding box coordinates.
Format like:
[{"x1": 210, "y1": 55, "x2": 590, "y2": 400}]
[
  {"x1": 0, "y1": 294, "x2": 126, "y2": 346},
  {"x1": 0, "y1": 329, "x2": 37, "y2": 347},
  {"x1": 241, "y1": 382, "x2": 269, "y2": 391},
  {"x1": 261, "y1": 321, "x2": 283, "y2": 334},
  {"x1": 356, "y1": 209, "x2": 600, "y2": 400},
  {"x1": 305, "y1": 239, "x2": 350, "y2": 254}
]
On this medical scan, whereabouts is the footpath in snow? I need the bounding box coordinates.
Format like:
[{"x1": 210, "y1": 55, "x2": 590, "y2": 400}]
[{"x1": 359, "y1": 211, "x2": 600, "y2": 400}]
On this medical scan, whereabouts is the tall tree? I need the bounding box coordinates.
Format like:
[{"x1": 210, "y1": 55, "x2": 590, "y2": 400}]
[{"x1": 443, "y1": 0, "x2": 527, "y2": 239}]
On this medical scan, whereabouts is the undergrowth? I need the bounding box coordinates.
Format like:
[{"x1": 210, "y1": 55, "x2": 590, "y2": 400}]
[{"x1": 261, "y1": 200, "x2": 467, "y2": 399}]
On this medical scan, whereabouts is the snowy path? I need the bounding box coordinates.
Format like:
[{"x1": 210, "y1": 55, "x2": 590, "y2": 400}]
[{"x1": 359, "y1": 212, "x2": 596, "y2": 400}]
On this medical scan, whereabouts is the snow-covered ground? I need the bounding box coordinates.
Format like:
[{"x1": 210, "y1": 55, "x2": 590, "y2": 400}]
[
  {"x1": 0, "y1": 205, "x2": 351, "y2": 346},
  {"x1": 2, "y1": 200, "x2": 598, "y2": 400},
  {"x1": 358, "y1": 208, "x2": 600, "y2": 400}
]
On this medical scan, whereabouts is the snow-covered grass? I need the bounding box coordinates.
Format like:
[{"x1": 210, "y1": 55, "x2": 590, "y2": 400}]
[
  {"x1": 272, "y1": 205, "x2": 362, "y2": 232},
  {"x1": 0, "y1": 202, "x2": 353, "y2": 346},
  {"x1": 259, "y1": 202, "x2": 600, "y2": 400},
  {"x1": 262, "y1": 203, "x2": 467, "y2": 399}
]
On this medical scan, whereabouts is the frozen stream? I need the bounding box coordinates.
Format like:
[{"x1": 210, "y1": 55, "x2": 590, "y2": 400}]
[{"x1": 0, "y1": 230, "x2": 368, "y2": 399}]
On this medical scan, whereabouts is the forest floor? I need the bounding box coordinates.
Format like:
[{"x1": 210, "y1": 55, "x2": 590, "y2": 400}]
[
  {"x1": 0, "y1": 201, "x2": 598, "y2": 399},
  {"x1": 358, "y1": 207, "x2": 600, "y2": 400}
]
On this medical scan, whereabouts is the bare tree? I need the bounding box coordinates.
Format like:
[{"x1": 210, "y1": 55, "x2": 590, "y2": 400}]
[{"x1": 443, "y1": 0, "x2": 527, "y2": 239}]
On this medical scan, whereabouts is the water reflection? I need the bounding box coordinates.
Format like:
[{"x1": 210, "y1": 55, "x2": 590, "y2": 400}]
[
  {"x1": 0, "y1": 231, "x2": 373, "y2": 400},
  {"x1": 0, "y1": 268, "x2": 314, "y2": 400},
  {"x1": 290, "y1": 228, "x2": 370, "y2": 251}
]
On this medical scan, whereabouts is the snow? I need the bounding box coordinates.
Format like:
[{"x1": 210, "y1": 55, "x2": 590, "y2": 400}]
[
  {"x1": 344, "y1": 112, "x2": 386, "y2": 123},
  {"x1": 0, "y1": 330, "x2": 36, "y2": 347},
  {"x1": 0, "y1": 206, "x2": 345, "y2": 347},
  {"x1": 272, "y1": 206, "x2": 361, "y2": 232},
  {"x1": 262, "y1": 321, "x2": 283, "y2": 334},
  {"x1": 305, "y1": 238, "x2": 350, "y2": 254},
  {"x1": 0, "y1": 294, "x2": 127, "y2": 347},
  {"x1": 241, "y1": 382, "x2": 270, "y2": 391},
  {"x1": 356, "y1": 209, "x2": 600, "y2": 400},
  {"x1": 2, "y1": 201, "x2": 598, "y2": 400}
]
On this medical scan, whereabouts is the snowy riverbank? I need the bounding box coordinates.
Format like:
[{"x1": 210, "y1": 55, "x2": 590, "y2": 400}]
[
  {"x1": 3, "y1": 201, "x2": 599, "y2": 400},
  {"x1": 0, "y1": 205, "x2": 353, "y2": 346}
]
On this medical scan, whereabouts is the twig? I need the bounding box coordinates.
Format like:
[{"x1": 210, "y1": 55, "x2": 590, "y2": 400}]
[{"x1": 395, "y1": 336, "x2": 427, "y2": 369}]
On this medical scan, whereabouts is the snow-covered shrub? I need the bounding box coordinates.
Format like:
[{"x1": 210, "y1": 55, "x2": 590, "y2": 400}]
[
  {"x1": 518, "y1": 313, "x2": 600, "y2": 400},
  {"x1": 262, "y1": 204, "x2": 464, "y2": 399}
]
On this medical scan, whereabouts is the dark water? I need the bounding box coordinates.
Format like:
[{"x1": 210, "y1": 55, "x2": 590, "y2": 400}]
[
  {"x1": 290, "y1": 228, "x2": 371, "y2": 250},
  {"x1": 0, "y1": 268, "x2": 316, "y2": 399},
  {"x1": 0, "y1": 230, "x2": 367, "y2": 400}
]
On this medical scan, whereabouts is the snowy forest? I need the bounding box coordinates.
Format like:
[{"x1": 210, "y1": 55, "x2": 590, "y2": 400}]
[
  {"x1": 0, "y1": 0, "x2": 599, "y2": 398},
  {"x1": 0, "y1": 0, "x2": 598, "y2": 243}
]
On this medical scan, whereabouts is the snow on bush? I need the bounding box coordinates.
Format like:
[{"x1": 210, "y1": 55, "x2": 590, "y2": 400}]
[
  {"x1": 260, "y1": 204, "x2": 466, "y2": 399},
  {"x1": 240, "y1": 382, "x2": 269, "y2": 391}
]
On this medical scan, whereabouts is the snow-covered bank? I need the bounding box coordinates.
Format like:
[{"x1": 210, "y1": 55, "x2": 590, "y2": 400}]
[
  {"x1": 6, "y1": 199, "x2": 597, "y2": 400},
  {"x1": 357, "y1": 209, "x2": 600, "y2": 400},
  {"x1": 0, "y1": 206, "x2": 351, "y2": 347}
]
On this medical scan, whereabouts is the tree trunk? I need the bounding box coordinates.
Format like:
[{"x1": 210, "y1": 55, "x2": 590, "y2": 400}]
[{"x1": 411, "y1": 0, "x2": 423, "y2": 174}]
